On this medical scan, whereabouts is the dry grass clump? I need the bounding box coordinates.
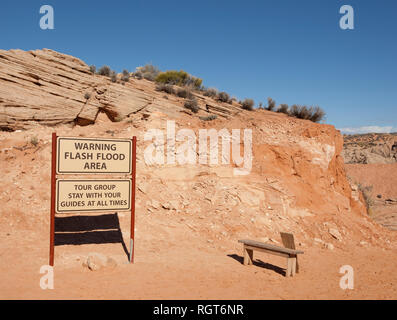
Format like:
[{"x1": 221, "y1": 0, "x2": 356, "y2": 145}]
[
  {"x1": 277, "y1": 104, "x2": 289, "y2": 114},
  {"x1": 217, "y1": 91, "x2": 230, "y2": 103},
  {"x1": 199, "y1": 115, "x2": 218, "y2": 121},
  {"x1": 134, "y1": 64, "x2": 160, "y2": 81},
  {"x1": 241, "y1": 98, "x2": 255, "y2": 111},
  {"x1": 267, "y1": 97, "x2": 276, "y2": 111},
  {"x1": 184, "y1": 99, "x2": 199, "y2": 113},
  {"x1": 156, "y1": 83, "x2": 175, "y2": 95},
  {"x1": 203, "y1": 87, "x2": 218, "y2": 98}
]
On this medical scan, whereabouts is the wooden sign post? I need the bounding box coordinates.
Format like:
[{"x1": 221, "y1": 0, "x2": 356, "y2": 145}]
[{"x1": 49, "y1": 133, "x2": 137, "y2": 266}]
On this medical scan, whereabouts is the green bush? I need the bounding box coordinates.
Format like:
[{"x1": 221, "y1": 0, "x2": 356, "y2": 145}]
[
  {"x1": 97, "y1": 65, "x2": 111, "y2": 77},
  {"x1": 241, "y1": 98, "x2": 255, "y2": 111},
  {"x1": 184, "y1": 99, "x2": 199, "y2": 113},
  {"x1": 156, "y1": 70, "x2": 188, "y2": 85},
  {"x1": 156, "y1": 70, "x2": 202, "y2": 89}
]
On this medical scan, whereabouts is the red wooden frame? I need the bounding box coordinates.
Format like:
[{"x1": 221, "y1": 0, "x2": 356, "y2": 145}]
[{"x1": 49, "y1": 133, "x2": 137, "y2": 266}]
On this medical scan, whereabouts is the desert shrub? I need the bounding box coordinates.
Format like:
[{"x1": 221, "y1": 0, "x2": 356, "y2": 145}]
[
  {"x1": 84, "y1": 92, "x2": 91, "y2": 100},
  {"x1": 288, "y1": 105, "x2": 325, "y2": 122},
  {"x1": 176, "y1": 87, "x2": 193, "y2": 99},
  {"x1": 289, "y1": 105, "x2": 310, "y2": 119},
  {"x1": 135, "y1": 64, "x2": 160, "y2": 81},
  {"x1": 308, "y1": 106, "x2": 326, "y2": 123},
  {"x1": 277, "y1": 104, "x2": 289, "y2": 114},
  {"x1": 156, "y1": 83, "x2": 175, "y2": 95},
  {"x1": 121, "y1": 69, "x2": 130, "y2": 82},
  {"x1": 156, "y1": 70, "x2": 188, "y2": 85},
  {"x1": 156, "y1": 70, "x2": 202, "y2": 90},
  {"x1": 267, "y1": 97, "x2": 276, "y2": 111},
  {"x1": 199, "y1": 115, "x2": 218, "y2": 121},
  {"x1": 89, "y1": 65, "x2": 96, "y2": 74},
  {"x1": 97, "y1": 65, "x2": 111, "y2": 77},
  {"x1": 110, "y1": 71, "x2": 117, "y2": 83},
  {"x1": 184, "y1": 76, "x2": 203, "y2": 90},
  {"x1": 184, "y1": 99, "x2": 199, "y2": 113},
  {"x1": 134, "y1": 71, "x2": 143, "y2": 79},
  {"x1": 217, "y1": 91, "x2": 230, "y2": 103},
  {"x1": 241, "y1": 98, "x2": 255, "y2": 111},
  {"x1": 258, "y1": 102, "x2": 263, "y2": 109},
  {"x1": 358, "y1": 184, "x2": 374, "y2": 211},
  {"x1": 30, "y1": 136, "x2": 39, "y2": 147},
  {"x1": 203, "y1": 87, "x2": 218, "y2": 98}
]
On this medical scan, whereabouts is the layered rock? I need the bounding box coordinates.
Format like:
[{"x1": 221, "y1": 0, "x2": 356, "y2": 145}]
[
  {"x1": 343, "y1": 133, "x2": 397, "y2": 164},
  {"x1": 0, "y1": 49, "x2": 240, "y2": 131}
]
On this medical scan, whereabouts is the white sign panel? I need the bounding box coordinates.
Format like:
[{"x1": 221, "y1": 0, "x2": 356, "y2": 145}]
[
  {"x1": 56, "y1": 137, "x2": 132, "y2": 174},
  {"x1": 56, "y1": 179, "x2": 131, "y2": 213}
]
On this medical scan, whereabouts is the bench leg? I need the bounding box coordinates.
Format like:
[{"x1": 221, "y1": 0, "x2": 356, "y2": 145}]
[
  {"x1": 243, "y1": 247, "x2": 254, "y2": 265},
  {"x1": 291, "y1": 257, "x2": 297, "y2": 276},
  {"x1": 286, "y1": 258, "x2": 292, "y2": 277}
]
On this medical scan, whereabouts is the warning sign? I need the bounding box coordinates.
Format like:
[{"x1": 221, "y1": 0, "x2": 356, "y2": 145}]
[
  {"x1": 56, "y1": 179, "x2": 131, "y2": 213},
  {"x1": 56, "y1": 137, "x2": 132, "y2": 174}
]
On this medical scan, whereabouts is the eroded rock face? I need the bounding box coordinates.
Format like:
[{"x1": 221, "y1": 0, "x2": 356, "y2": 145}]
[
  {"x1": 0, "y1": 49, "x2": 242, "y2": 131},
  {"x1": 0, "y1": 49, "x2": 159, "y2": 130},
  {"x1": 343, "y1": 133, "x2": 397, "y2": 164},
  {"x1": 0, "y1": 48, "x2": 370, "y2": 241}
]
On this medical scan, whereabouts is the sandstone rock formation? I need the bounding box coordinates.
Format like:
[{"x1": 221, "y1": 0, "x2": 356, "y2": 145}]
[
  {"x1": 343, "y1": 133, "x2": 397, "y2": 164},
  {"x1": 1, "y1": 49, "x2": 396, "y2": 299},
  {"x1": 0, "y1": 49, "x2": 241, "y2": 131}
]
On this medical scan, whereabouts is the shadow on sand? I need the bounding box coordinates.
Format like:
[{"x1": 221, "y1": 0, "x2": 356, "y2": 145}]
[
  {"x1": 227, "y1": 254, "x2": 286, "y2": 276},
  {"x1": 54, "y1": 213, "x2": 129, "y2": 258}
]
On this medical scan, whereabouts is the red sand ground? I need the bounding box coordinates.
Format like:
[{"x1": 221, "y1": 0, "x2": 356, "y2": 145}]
[{"x1": 0, "y1": 116, "x2": 396, "y2": 300}]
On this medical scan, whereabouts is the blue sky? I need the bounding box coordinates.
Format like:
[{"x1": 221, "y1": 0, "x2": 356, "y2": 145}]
[{"x1": 1, "y1": 0, "x2": 396, "y2": 133}]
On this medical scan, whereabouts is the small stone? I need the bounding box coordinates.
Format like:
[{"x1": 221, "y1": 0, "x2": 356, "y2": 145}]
[
  {"x1": 138, "y1": 183, "x2": 147, "y2": 194},
  {"x1": 85, "y1": 253, "x2": 117, "y2": 271},
  {"x1": 325, "y1": 243, "x2": 334, "y2": 250},
  {"x1": 150, "y1": 199, "x2": 160, "y2": 209},
  {"x1": 329, "y1": 228, "x2": 342, "y2": 241}
]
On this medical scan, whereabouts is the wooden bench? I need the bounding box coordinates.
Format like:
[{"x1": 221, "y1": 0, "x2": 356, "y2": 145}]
[{"x1": 238, "y1": 233, "x2": 304, "y2": 277}]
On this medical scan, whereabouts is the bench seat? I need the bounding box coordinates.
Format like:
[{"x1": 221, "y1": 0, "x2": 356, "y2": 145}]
[{"x1": 238, "y1": 237, "x2": 304, "y2": 277}]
